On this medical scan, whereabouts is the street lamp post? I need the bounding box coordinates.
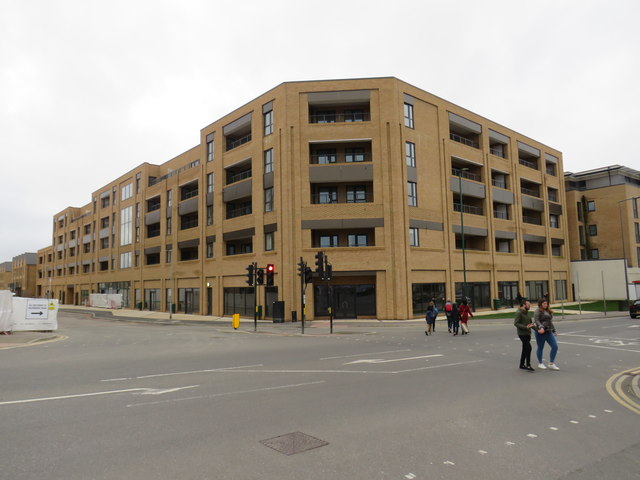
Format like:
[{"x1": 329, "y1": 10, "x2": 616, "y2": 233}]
[
  {"x1": 458, "y1": 168, "x2": 469, "y2": 303},
  {"x1": 618, "y1": 196, "x2": 639, "y2": 306}
]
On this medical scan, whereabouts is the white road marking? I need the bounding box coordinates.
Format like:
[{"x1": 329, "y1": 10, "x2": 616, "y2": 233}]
[
  {"x1": 604, "y1": 409, "x2": 613, "y2": 413},
  {"x1": 478, "y1": 450, "x2": 488, "y2": 455},
  {"x1": 570, "y1": 420, "x2": 579, "y2": 424},
  {"x1": 556, "y1": 341, "x2": 640, "y2": 353},
  {"x1": 405, "y1": 474, "x2": 416, "y2": 479},
  {"x1": 102, "y1": 364, "x2": 264, "y2": 382},
  {"x1": 527, "y1": 434, "x2": 538, "y2": 438},
  {"x1": 0, "y1": 386, "x2": 196, "y2": 406},
  {"x1": 443, "y1": 461, "x2": 455, "y2": 466},
  {"x1": 101, "y1": 377, "x2": 133, "y2": 382},
  {"x1": 505, "y1": 441, "x2": 515, "y2": 446},
  {"x1": 126, "y1": 380, "x2": 326, "y2": 408},
  {"x1": 344, "y1": 354, "x2": 442, "y2": 365},
  {"x1": 138, "y1": 385, "x2": 199, "y2": 395},
  {"x1": 393, "y1": 360, "x2": 485, "y2": 374},
  {"x1": 321, "y1": 349, "x2": 410, "y2": 360},
  {"x1": 588, "y1": 414, "x2": 597, "y2": 418},
  {"x1": 550, "y1": 427, "x2": 559, "y2": 431}
]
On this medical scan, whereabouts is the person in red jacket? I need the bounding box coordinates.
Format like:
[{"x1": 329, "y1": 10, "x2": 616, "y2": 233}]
[{"x1": 458, "y1": 299, "x2": 473, "y2": 335}]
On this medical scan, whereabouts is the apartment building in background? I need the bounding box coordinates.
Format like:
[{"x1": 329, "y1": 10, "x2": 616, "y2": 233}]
[
  {"x1": 36, "y1": 77, "x2": 571, "y2": 320},
  {"x1": 0, "y1": 262, "x2": 11, "y2": 291},
  {"x1": 10, "y1": 253, "x2": 37, "y2": 297}
]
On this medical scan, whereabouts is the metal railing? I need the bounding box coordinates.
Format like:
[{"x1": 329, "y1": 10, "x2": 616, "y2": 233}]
[
  {"x1": 226, "y1": 133, "x2": 252, "y2": 151},
  {"x1": 310, "y1": 192, "x2": 373, "y2": 204},
  {"x1": 226, "y1": 205, "x2": 252, "y2": 219},
  {"x1": 522, "y1": 215, "x2": 542, "y2": 225},
  {"x1": 491, "y1": 179, "x2": 507, "y2": 189},
  {"x1": 519, "y1": 158, "x2": 538, "y2": 169},
  {"x1": 180, "y1": 188, "x2": 199, "y2": 201},
  {"x1": 180, "y1": 217, "x2": 198, "y2": 230},
  {"x1": 490, "y1": 147, "x2": 506, "y2": 158},
  {"x1": 312, "y1": 241, "x2": 372, "y2": 248},
  {"x1": 309, "y1": 112, "x2": 371, "y2": 123},
  {"x1": 520, "y1": 186, "x2": 540, "y2": 197},
  {"x1": 453, "y1": 203, "x2": 484, "y2": 215},
  {"x1": 546, "y1": 165, "x2": 556, "y2": 176},
  {"x1": 147, "y1": 202, "x2": 161, "y2": 212},
  {"x1": 226, "y1": 169, "x2": 252, "y2": 185},
  {"x1": 493, "y1": 210, "x2": 509, "y2": 220},
  {"x1": 449, "y1": 132, "x2": 479, "y2": 149},
  {"x1": 148, "y1": 160, "x2": 200, "y2": 187},
  {"x1": 309, "y1": 152, "x2": 370, "y2": 164},
  {"x1": 452, "y1": 168, "x2": 482, "y2": 182}
]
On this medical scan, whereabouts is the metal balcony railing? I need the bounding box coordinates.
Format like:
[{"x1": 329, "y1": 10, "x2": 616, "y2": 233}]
[
  {"x1": 309, "y1": 112, "x2": 371, "y2": 123},
  {"x1": 520, "y1": 186, "x2": 540, "y2": 197},
  {"x1": 452, "y1": 168, "x2": 482, "y2": 182},
  {"x1": 449, "y1": 132, "x2": 479, "y2": 149},
  {"x1": 226, "y1": 169, "x2": 252, "y2": 185},
  {"x1": 522, "y1": 215, "x2": 542, "y2": 225},
  {"x1": 309, "y1": 152, "x2": 370, "y2": 164},
  {"x1": 226, "y1": 205, "x2": 252, "y2": 219},
  {"x1": 180, "y1": 189, "x2": 199, "y2": 201},
  {"x1": 493, "y1": 210, "x2": 509, "y2": 220},
  {"x1": 490, "y1": 147, "x2": 506, "y2": 158},
  {"x1": 491, "y1": 179, "x2": 507, "y2": 189},
  {"x1": 453, "y1": 203, "x2": 484, "y2": 215},
  {"x1": 147, "y1": 202, "x2": 161, "y2": 212},
  {"x1": 226, "y1": 133, "x2": 252, "y2": 151},
  {"x1": 310, "y1": 192, "x2": 373, "y2": 204},
  {"x1": 519, "y1": 158, "x2": 538, "y2": 169}
]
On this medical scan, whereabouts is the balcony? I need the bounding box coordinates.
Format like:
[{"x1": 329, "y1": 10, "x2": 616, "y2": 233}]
[
  {"x1": 452, "y1": 167, "x2": 481, "y2": 182},
  {"x1": 226, "y1": 133, "x2": 251, "y2": 151},
  {"x1": 180, "y1": 213, "x2": 198, "y2": 230},
  {"x1": 522, "y1": 214, "x2": 542, "y2": 225},
  {"x1": 180, "y1": 182, "x2": 199, "y2": 201},
  {"x1": 450, "y1": 132, "x2": 479, "y2": 149},
  {"x1": 449, "y1": 112, "x2": 481, "y2": 150},
  {"x1": 454, "y1": 203, "x2": 484, "y2": 216},
  {"x1": 226, "y1": 168, "x2": 252, "y2": 185},
  {"x1": 519, "y1": 158, "x2": 538, "y2": 170},
  {"x1": 311, "y1": 183, "x2": 374, "y2": 204},
  {"x1": 493, "y1": 209, "x2": 510, "y2": 220},
  {"x1": 226, "y1": 202, "x2": 252, "y2": 220},
  {"x1": 520, "y1": 186, "x2": 540, "y2": 197},
  {"x1": 309, "y1": 110, "x2": 371, "y2": 123},
  {"x1": 307, "y1": 89, "x2": 371, "y2": 125},
  {"x1": 491, "y1": 179, "x2": 507, "y2": 189}
]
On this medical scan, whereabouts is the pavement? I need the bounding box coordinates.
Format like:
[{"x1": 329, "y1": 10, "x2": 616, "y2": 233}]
[{"x1": 0, "y1": 303, "x2": 631, "y2": 348}]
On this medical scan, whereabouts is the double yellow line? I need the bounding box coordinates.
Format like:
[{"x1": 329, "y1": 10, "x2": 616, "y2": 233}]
[{"x1": 606, "y1": 367, "x2": 640, "y2": 415}]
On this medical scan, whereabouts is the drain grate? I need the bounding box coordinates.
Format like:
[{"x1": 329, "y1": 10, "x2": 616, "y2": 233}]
[{"x1": 260, "y1": 431, "x2": 328, "y2": 455}]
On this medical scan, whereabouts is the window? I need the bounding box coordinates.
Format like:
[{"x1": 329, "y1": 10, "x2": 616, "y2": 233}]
[
  {"x1": 635, "y1": 223, "x2": 640, "y2": 243},
  {"x1": 101, "y1": 196, "x2": 110, "y2": 208},
  {"x1": 587, "y1": 200, "x2": 596, "y2": 212},
  {"x1": 83, "y1": 243, "x2": 91, "y2": 253},
  {"x1": 409, "y1": 227, "x2": 419, "y2": 246},
  {"x1": 264, "y1": 149, "x2": 274, "y2": 173},
  {"x1": 588, "y1": 224, "x2": 597, "y2": 236},
  {"x1": 207, "y1": 205, "x2": 213, "y2": 225},
  {"x1": 317, "y1": 149, "x2": 336, "y2": 164},
  {"x1": 166, "y1": 248, "x2": 172, "y2": 264},
  {"x1": 316, "y1": 110, "x2": 336, "y2": 123},
  {"x1": 206, "y1": 139, "x2": 214, "y2": 162},
  {"x1": 206, "y1": 241, "x2": 214, "y2": 258},
  {"x1": 166, "y1": 216, "x2": 172, "y2": 235},
  {"x1": 577, "y1": 201, "x2": 583, "y2": 221},
  {"x1": 579, "y1": 226, "x2": 585, "y2": 245},
  {"x1": 101, "y1": 216, "x2": 109, "y2": 228},
  {"x1": 344, "y1": 109, "x2": 365, "y2": 122},
  {"x1": 348, "y1": 234, "x2": 368, "y2": 247},
  {"x1": 552, "y1": 244, "x2": 562, "y2": 257},
  {"x1": 319, "y1": 235, "x2": 339, "y2": 248},
  {"x1": 121, "y1": 183, "x2": 133, "y2": 201},
  {"x1": 264, "y1": 187, "x2": 274, "y2": 212},
  {"x1": 120, "y1": 252, "x2": 131, "y2": 269},
  {"x1": 591, "y1": 248, "x2": 599, "y2": 259},
  {"x1": 547, "y1": 188, "x2": 558, "y2": 202},
  {"x1": 347, "y1": 185, "x2": 367, "y2": 203},
  {"x1": 180, "y1": 246, "x2": 199, "y2": 261},
  {"x1": 120, "y1": 206, "x2": 132, "y2": 246},
  {"x1": 84, "y1": 224, "x2": 91, "y2": 235},
  {"x1": 167, "y1": 189, "x2": 173, "y2": 207},
  {"x1": 634, "y1": 198, "x2": 639, "y2": 219},
  {"x1": 135, "y1": 173, "x2": 141, "y2": 194},
  {"x1": 265, "y1": 232, "x2": 274, "y2": 251},
  {"x1": 496, "y1": 239, "x2": 512, "y2": 253},
  {"x1": 264, "y1": 109, "x2": 273, "y2": 135},
  {"x1": 404, "y1": 103, "x2": 414, "y2": 128},
  {"x1": 147, "y1": 223, "x2": 160, "y2": 238},
  {"x1": 180, "y1": 212, "x2": 198, "y2": 230},
  {"x1": 207, "y1": 173, "x2": 214, "y2": 193},
  {"x1": 405, "y1": 142, "x2": 416, "y2": 167},
  {"x1": 318, "y1": 187, "x2": 337, "y2": 204},
  {"x1": 637, "y1": 247, "x2": 640, "y2": 267},
  {"x1": 407, "y1": 181, "x2": 417, "y2": 206},
  {"x1": 549, "y1": 214, "x2": 559, "y2": 228},
  {"x1": 100, "y1": 237, "x2": 109, "y2": 249},
  {"x1": 345, "y1": 148, "x2": 365, "y2": 162},
  {"x1": 554, "y1": 280, "x2": 567, "y2": 300}
]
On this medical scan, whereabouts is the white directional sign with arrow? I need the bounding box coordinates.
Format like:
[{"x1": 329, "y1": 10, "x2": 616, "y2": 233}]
[{"x1": 26, "y1": 299, "x2": 49, "y2": 319}]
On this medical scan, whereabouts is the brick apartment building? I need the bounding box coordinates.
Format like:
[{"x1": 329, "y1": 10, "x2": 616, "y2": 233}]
[{"x1": 36, "y1": 77, "x2": 571, "y2": 320}]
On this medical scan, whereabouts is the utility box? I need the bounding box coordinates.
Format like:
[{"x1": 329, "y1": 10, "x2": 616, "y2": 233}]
[{"x1": 272, "y1": 301, "x2": 284, "y2": 323}]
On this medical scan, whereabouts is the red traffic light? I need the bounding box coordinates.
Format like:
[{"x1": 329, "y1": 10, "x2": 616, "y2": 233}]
[{"x1": 267, "y1": 264, "x2": 274, "y2": 272}]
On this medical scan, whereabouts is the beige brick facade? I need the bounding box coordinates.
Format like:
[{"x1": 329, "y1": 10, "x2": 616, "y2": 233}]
[{"x1": 36, "y1": 77, "x2": 571, "y2": 319}]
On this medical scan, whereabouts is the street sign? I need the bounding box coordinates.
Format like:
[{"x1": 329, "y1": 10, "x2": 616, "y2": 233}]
[{"x1": 26, "y1": 299, "x2": 49, "y2": 319}]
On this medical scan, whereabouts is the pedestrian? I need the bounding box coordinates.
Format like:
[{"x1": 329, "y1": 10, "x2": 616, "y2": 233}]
[
  {"x1": 533, "y1": 298, "x2": 559, "y2": 370},
  {"x1": 451, "y1": 302, "x2": 461, "y2": 336},
  {"x1": 444, "y1": 299, "x2": 453, "y2": 332},
  {"x1": 514, "y1": 299, "x2": 535, "y2": 371},
  {"x1": 425, "y1": 302, "x2": 438, "y2": 336},
  {"x1": 458, "y1": 299, "x2": 473, "y2": 334}
]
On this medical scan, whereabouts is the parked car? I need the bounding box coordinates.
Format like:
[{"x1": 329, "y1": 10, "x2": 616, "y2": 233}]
[{"x1": 630, "y1": 299, "x2": 640, "y2": 319}]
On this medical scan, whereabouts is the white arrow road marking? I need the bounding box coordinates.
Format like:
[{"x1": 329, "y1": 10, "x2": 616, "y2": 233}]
[
  {"x1": 344, "y1": 354, "x2": 443, "y2": 365},
  {"x1": 138, "y1": 385, "x2": 200, "y2": 395}
]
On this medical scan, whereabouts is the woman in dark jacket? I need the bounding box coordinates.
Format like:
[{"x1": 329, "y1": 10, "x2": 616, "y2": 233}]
[
  {"x1": 533, "y1": 298, "x2": 559, "y2": 370},
  {"x1": 513, "y1": 299, "x2": 535, "y2": 371}
]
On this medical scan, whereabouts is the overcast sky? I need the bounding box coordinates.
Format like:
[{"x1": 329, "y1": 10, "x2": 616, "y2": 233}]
[{"x1": 1, "y1": 0, "x2": 639, "y2": 261}]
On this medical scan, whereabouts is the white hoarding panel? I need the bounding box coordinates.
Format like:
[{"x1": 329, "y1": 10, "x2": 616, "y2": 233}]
[
  {"x1": 11, "y1": 298, "x2": 58, "y2": 331},
  {"x1": 0, "y1": 290, "x2": 12, "y2": 332}
]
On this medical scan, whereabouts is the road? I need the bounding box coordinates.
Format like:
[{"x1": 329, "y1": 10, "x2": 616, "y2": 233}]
[{"x1": 1, "y1": 311, "x2": 639, "y2": 480}]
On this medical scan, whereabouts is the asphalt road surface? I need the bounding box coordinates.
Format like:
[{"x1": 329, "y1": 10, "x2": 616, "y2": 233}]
[{"x1": 1, "y1": 311, "x2": 639, "y2": 480}]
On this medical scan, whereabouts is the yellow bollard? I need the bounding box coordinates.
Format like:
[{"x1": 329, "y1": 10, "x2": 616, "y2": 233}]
[{"x1": 232, "y1": 313, "x2": 240, "y2": 329}]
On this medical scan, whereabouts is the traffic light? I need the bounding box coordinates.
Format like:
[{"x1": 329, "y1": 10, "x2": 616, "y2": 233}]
[
  {"x1": 304, "y1": 266, "x2": 313, "y2": 284},
  {"x1": 266, "y1": 264, "x2": 274, "y2": 286},
  {"x1": 297, "y1": 259, "x2": 305, "y2": 277},
  {"x1": 325, "y1": 263, "x2": 332, "y2": 281},
  {"x1": 256, "y1": 268, "x2": 264, "y2": 285},
  {"x1": 246, "y1": 264, "x2": 254, "y2": 286},
  {"x1": 314, "y1": 251, "x2": 324, "y2": 278}
]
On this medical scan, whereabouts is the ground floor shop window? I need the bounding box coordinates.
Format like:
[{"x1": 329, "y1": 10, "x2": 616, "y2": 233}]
[
  {"x1": 178, "y1": 288, "x2": 200, "y2": 314},
  {"x1": 526, "y1": 280, "x2": 549, "y2": 303},
  {"x1": 498, "y1": 281, "x2": 519, "y2": 308},
  {"x1": 223, "y1": 287, "x2": 255, "y2": 317},
  {"x1": 554, "y1": 280, "x2": 568, "y2": 301},
  {"x1": 144, "y1": 288, "x2": 161, "y2": 311},
  {"x1": 412, "y1": 283, "x2": 446, "y2": 314},
  {"x1": 98, "y1": 281, "x2": 130, "y2": 308},
  {"x1": 314, "y1": 284, "x2": 376, "y2": 318},
  {"x1": 455, "y1": 282, "x2": 490, "y2": 309}
]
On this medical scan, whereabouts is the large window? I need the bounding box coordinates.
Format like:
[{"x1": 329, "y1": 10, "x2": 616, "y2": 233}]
[
  {"x1": 455, "y1": 282, "x2": 491, "y2": 309},
  {"x1": 265, "y1": 232, "x2": 274, "y2": 251},
  {"x1": 345, "y1": 148, "x2": 365, "y2": 163},
  {"x1": 404, "y1": 103, "x2": 414, "y2": 128},
  {"x1": 121, "y1": 183, "x2": 133, "y2": 201},
  {"x1": 178, "y1": 288, "x2": 200, "y2": 314},
  {"x1": 411, "y1": 283, "x2": 446, "y2": 315},
  {"x1": 223, "y1": 287, "x2": 255, "y2": 316},
  {"x1": 348, "y1": 234, "x2": 368, "y2": 247},
  {"x1": 525, "y1": 280, "x2": 549, "y2": 302},
  {"x1": 314, "y1": 284, "x2": 376, "y2": 318},
  {"x1": 554, "y1": 280, "x2": 568, "y2": 301},
  {"x1": 408, "y1": 181, "x2": 417, "y2": 206},
  {"x1": 264, "y1": 109, "x2": 273, "y2": 136},
  {"x1": 120, "y1": 252, "x2": 131, "y2": 269},
  {"x1": 207, "y1": 139, "x2": 214, "y2": 162},
  {"x1": 409, "y1": 227, "x2": 419, "y2": 246},
  {"x1": 318, "y1": 187, "x2": 337, "y2": 204},
  {"x1": 120, "y1": 206, "x2": 132, "y2": 246},
  {"x1": 319, "y1": 235, "x2": 339, "y2": 248},
  {"x1": 346, "y1": 185, "x2": 367, "y2": 203},
  {"x1": 497, "y1": 281, "x2": 519, "y2": 308},
  {"x1": 264, "y1": 187, "x2": 274, "y2": 212},
  {"x1": 405, "y1": 142, "x2": 416, "y2": 167},
  {"x1": 264, "y1": 149, "x2": 274, "y2": 173}
]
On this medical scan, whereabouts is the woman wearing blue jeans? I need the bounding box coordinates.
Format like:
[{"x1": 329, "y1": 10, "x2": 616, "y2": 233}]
[{"x1": 533, "y1": 298, "x2": 559, "y2": 370}]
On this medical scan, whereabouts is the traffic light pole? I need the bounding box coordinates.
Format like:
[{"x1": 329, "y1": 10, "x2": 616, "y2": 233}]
[
  {"x1": 299, "y1": 257, "x2": 306, "y2": 334},
  {"x1": 252, "y1": 262, "x2": 258, "y2": 332}
]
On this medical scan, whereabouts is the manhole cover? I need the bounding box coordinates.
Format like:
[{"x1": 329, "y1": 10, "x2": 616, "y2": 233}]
[{"x1": 260, "y1": 431, "x2": 328, "y2": 455}]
